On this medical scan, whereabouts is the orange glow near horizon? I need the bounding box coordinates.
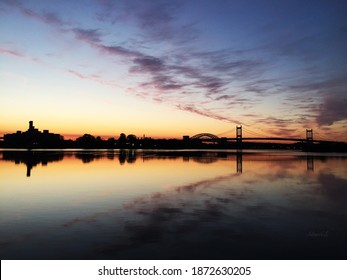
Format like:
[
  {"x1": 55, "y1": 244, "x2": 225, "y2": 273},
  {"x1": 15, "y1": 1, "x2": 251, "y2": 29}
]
[{"x1": 1, "y1": 118, "x2": 347, "y2": 142}]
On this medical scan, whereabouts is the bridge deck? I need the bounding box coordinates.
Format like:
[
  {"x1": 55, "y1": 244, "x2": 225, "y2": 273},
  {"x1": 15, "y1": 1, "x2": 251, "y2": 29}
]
[{"x1": 194, "y1": 137, "x2": 344, "y2": 144}]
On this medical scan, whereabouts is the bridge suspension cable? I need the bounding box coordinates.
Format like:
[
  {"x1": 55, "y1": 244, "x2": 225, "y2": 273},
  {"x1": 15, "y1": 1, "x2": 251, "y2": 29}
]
[
  {"x1": 314, "y1": 131, "x2": 330, "y2": 141},
  {"x1": 216, "y1": 125, "x2": 338, "y2": 142},
  {"x1": 242, "y1": 127, "x2": 268, "y2": 138},
  {"x1": 216, "y1": 128, "x2": 235, "y2": 137}
]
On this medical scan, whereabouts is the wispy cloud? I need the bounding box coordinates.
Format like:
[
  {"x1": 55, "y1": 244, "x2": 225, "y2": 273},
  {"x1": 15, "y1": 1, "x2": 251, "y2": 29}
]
[
  {"x1": 0, "y1": 0, "x2": 66, "y2": 28},
  {"x1": 176, "y1": 104, "x2": 240, "y2": 123},
  {"x1": 66, "y1": 68, "x2": 123, "y2": 89},
  {"x1": 0, "y1": 47, "x2": 24, "y2": 58},
  {"x1": 97, "y1": 0, "x2": 197, "y2": 44},
  {"x1": 2, "y1": 0, "x2": 347, "y2": 133},
  {"x1": 72, "y1": 28, "x2": 102, "y2": 44},
  {"x1": 21, "y1": 9, "x2": 65, "y2": 27},
  {"x1": 131, "y1": 56, "x2": 164, "y2": 73},
  {"x1": 0, "y1": 0, "x2": 267, "y2": 124}
]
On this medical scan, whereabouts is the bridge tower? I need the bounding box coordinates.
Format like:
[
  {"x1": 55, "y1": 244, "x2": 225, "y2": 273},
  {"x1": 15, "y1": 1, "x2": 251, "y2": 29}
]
[
  {"x1": 236, "y1": 125, "x2": 242, "y2": 146},
  {"x1": 306, "y1": 129, "x2": 313, "y2": 142}
]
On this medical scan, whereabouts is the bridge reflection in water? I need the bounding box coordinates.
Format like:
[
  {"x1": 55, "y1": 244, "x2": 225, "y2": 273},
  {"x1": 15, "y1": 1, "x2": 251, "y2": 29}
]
[
  {"x1": 235, "y1": 151, "x2": 314, "y2": 173},
  {"x1": 0, "y1": 150, "x2": 316, "y2": 177},
  {"x1": 237, "y1": 151, "x2": 242, "y2": 173}
]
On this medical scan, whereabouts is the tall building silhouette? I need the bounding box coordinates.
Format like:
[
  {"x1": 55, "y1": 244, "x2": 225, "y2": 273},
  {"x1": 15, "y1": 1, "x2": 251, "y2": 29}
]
[{"x1": 4, "y1": 121, "x2": 63, "y2": 148}]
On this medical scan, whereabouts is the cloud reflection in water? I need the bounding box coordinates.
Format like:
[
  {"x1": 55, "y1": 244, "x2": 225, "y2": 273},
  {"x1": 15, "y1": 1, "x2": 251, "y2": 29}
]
[{"x1": 0, "y1": 150, "x2": 346, "y2": 259}]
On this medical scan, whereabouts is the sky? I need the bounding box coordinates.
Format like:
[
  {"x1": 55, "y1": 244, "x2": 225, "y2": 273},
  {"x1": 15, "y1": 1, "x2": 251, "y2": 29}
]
[{"x1": 1, "y1": 0, "x2": 347, "y2": 140}]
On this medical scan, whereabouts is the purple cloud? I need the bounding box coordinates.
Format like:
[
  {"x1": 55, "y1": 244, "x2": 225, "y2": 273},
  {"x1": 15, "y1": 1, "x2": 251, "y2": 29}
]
[
  {"x1": 316, "y1": 94, "x2": 347, "y2": 126},
  {"x1": 99, "y1": 45, "x2": 141, "y2": 57},
  {"x1": 146, "y1": 75, "x2": 186, "y2": 91},
  {"x1": 97, "y1": 0, "x2": 197, "y2": 44},
  {"x1": 70, "y1": 27, "x2": 141, "y2": 58},
  {"x1": 131, "y1": 56, "x2": 165, "y2": 73},
  {"x1": 21, "y1": 9, "x2": 64, "y2": 27},
  {"x1": 72, "y1": 28, "x2": 102, "y2": 44},
  {"x1": 0, "y1": 0, "x2": 66, "y2": 27}
]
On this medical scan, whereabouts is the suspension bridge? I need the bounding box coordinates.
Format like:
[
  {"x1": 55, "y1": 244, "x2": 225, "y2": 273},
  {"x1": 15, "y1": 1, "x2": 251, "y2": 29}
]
[{"x1": 187, "y1": 126, "x2": 345, "y2": 145}]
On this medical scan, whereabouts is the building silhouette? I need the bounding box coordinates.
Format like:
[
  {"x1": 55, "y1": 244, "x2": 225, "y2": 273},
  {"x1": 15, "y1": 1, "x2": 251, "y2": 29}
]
[{"x1": 4, "y1": 121, "x2": 63, "y2": 148}]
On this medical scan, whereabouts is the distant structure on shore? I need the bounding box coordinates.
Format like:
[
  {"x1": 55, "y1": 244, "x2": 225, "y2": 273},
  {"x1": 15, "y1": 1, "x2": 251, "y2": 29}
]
[
  {"x1": 4, "y1": 121, "x2": 63, "y2": 148},
  {"x1": 1, "y1": 121, "x2": 346, "y2": 152}
]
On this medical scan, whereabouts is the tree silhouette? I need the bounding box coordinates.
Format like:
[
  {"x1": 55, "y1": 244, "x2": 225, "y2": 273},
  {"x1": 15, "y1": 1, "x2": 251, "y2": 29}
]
[
  {"x1": 107, "y1": 137, "x2": 116, "y2": 148},
  {"x1": 76, "y1": 134, "x2": 96, "y2": 148},
  {"x1": 127, "y1": 134, "x2": 137, "y2": 147},
  {"x1": 117, "y1": 133, "x2": 127, "y2": 148}
]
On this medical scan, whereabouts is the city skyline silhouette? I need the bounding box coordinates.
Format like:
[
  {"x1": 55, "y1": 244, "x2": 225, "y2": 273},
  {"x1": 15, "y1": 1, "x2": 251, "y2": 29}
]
[{"x1": 1, "y1": 120, "x2": 346, "y2": 152}]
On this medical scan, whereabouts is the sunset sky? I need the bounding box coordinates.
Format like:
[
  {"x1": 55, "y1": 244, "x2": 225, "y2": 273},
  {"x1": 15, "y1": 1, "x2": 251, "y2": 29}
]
[{"x1": 1, "y1": 0, "x2": 347, "y2": 140}]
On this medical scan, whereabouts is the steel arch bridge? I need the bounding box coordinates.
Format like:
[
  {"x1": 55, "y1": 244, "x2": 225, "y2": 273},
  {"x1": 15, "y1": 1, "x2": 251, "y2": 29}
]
[{"x1": 191, "y1": 133, "x2": 219, "y2": 140}]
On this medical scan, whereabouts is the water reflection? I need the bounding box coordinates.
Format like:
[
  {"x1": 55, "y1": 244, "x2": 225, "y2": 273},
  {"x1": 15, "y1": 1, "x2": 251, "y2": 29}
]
[
  {"x1": 307, "y1": 155, "x2": 314, "y2": 171},
  {"x1": 237, "y1": 150, "x2": 242, "y2": 173},
  {"x1": 0, "y1": 149, "x2": 328, "y2": 177},
  {"x1": 1, "y1": 150, "x2": 64, "y2": 177},
  {"x1": 119, "y1": 149, "x2": 137, "y2": 164},
  {"x1": 0, "y1": 149, "x2": 346, "y2": 259}
]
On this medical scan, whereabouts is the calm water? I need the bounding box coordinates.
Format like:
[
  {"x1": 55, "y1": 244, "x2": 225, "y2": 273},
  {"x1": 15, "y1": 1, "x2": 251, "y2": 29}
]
[{"x1": 1, "y1": 149, "x2": 346, "y2": 260}]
